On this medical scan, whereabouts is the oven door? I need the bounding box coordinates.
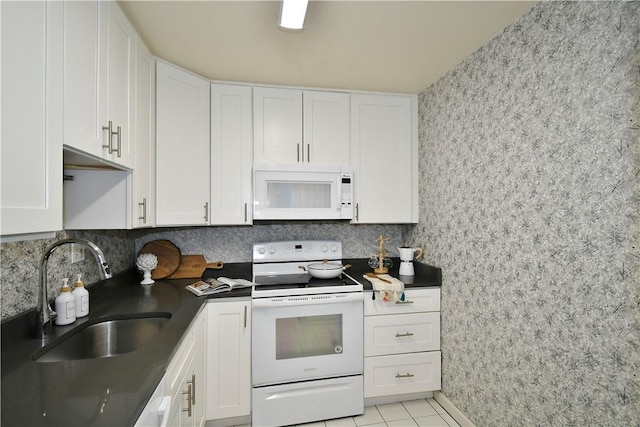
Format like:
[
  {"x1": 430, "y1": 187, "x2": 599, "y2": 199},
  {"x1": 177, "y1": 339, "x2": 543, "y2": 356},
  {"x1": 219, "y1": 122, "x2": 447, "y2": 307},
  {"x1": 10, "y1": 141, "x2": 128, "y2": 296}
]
[{"x1": 252, "y1": 292, "x2": 363, "y2": 386}]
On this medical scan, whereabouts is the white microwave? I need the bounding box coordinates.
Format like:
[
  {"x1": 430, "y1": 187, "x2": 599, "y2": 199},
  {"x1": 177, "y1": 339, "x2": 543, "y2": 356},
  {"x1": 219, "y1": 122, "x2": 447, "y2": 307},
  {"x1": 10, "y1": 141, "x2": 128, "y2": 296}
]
[{"x1": 253, "y1": 164, "x2": 353, "y2": 220}]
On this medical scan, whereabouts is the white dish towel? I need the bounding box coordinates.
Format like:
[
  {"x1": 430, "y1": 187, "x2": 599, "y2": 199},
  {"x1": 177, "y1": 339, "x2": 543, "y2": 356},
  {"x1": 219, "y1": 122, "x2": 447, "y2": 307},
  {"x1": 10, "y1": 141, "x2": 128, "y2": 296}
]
[{"x1": 362, "y1": 274, "x2": 405, "y2": 302}]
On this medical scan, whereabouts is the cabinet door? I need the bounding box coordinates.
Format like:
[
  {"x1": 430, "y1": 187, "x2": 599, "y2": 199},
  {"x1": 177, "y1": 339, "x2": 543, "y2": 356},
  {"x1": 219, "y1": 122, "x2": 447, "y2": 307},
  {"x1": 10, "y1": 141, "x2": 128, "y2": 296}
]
[
  {"x1": 303, "y1": 91, "x2": 350, "y2": 164},
  {"x1": 61, "y1": 0, "x2": 105, "y2": 159},
  {"x1": 253, "y1": 87, "x2": 302, "y2": 164},
  {"x1": 206, "y1": 300, "x2": 251, "y2": 420},
  {"x1": 166, "y1": 309, "x2": 205, "y2": 427},
  {"x1": 210, "y1": 84, "x2": 253, "y2": 225},
  {"x1": 350, "y1": 94, "x2": 418, "y2": 223},
  {"x1": 132, "y1": 35, "x2": 155, "y2": 228},
  {"x1": 156, "y1": 61, "x2": 210, "y2": 226},
  {"x1": 1, "y1": 1, "x2": 63, "y2": 236},
  {"x1": 190, "y1": 310, "x2": 206, "y2": 427},
  {"x1": 104, "y1": 2, "x2": 135, "y2": 168}
]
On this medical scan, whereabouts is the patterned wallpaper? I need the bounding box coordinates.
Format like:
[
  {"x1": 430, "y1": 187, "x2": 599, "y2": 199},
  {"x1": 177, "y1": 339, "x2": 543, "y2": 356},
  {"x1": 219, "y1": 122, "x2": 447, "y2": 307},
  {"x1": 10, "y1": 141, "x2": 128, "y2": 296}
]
[
  {"x1": 404, "y1": 1, "x2": 639, "y2": 425},
  {"x1": 0, "y1": 224, "x2": 402, "y2": 320}
]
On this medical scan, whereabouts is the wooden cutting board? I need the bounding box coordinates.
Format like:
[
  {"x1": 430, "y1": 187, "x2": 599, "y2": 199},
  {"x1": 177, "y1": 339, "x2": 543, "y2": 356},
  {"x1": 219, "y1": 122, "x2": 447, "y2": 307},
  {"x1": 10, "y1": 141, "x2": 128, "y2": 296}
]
[
  {"x1": 167, "y1": 255, "x2": 224, "y2": 279},
  {"x1": 137, "y1": 240, "x2": 181, "y2": 279}
]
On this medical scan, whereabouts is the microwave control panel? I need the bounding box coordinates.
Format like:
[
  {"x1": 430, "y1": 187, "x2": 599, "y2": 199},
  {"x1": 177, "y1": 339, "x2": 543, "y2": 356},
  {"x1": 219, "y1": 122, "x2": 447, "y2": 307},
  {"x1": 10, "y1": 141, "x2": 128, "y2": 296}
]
[{"x1": 340, "y1": 172, "x2": 353, "y2": 218}]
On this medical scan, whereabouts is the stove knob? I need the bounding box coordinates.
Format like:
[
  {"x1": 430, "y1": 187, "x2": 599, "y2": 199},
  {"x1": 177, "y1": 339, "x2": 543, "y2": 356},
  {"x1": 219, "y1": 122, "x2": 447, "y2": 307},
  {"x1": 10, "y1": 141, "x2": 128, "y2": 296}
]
[
  {"x1": 331, "y1": 245, "x2": 338, "y2": 253},
  {"x1": 268, "y1": 246, "x2": 276, "y2": 255},
  {"x1": 321, "y1": 245, "x2": 328, "y2": 253},
  {"x1": 257, "y1": 246, "x2": 265, "y2": 255}
]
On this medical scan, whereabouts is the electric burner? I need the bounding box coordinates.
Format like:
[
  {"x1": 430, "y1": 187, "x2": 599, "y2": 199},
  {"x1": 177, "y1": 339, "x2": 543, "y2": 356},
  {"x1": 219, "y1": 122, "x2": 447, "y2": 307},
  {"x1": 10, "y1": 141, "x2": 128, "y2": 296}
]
[{"x1": 251, "y1": 241, "x2": 364, "y2": 298}]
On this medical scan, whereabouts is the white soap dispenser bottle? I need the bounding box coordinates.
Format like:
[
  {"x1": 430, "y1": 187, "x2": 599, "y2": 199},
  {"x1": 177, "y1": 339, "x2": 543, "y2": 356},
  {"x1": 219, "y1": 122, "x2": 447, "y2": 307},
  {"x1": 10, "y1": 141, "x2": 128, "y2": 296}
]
[
  {"x1": 55, "y1": 278, "x2": 76, "y2": 325},
  {"x1": 72, "y1": 273, "x2": 89, "y2": 318}
]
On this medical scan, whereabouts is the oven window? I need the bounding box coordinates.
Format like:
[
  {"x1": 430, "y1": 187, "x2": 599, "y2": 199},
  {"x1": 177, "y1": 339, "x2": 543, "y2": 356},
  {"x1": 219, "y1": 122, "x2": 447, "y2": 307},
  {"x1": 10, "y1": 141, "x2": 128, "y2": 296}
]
[{"x1": 276, "y1": 314, "x2": 343, "y2": 360}]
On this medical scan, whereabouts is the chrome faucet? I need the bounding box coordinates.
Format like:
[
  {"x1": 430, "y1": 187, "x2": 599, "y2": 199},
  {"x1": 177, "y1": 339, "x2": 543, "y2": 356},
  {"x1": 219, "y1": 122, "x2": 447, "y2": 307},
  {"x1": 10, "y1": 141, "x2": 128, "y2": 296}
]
[{"x1": 37, "y1": 238, "x2": 112, "y2": 339}]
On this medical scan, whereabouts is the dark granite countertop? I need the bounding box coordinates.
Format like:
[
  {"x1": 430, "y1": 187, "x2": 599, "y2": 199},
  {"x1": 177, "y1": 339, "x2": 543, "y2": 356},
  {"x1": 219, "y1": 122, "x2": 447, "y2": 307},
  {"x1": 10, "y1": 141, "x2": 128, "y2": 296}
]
[
  {"x1": 343, "y1": 258, "x2": 442, "y2": 290},
  {"x1": 1, "y1": 259, "x2": 439, "y2": 427},
  {"x1": 0, "y1": 264, "x2": 251, "y2": 427}
]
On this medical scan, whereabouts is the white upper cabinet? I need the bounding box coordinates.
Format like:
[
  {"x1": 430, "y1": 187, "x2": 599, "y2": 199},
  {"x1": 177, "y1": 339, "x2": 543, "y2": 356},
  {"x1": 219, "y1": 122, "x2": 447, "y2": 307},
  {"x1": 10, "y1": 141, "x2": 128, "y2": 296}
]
[
  {"x1": 302, "y1": 91, "x2": 350, "y2": 164},
  {"x1": 104, "y1": 2, "x2": 135, "y2": 168},
  {"x1": 211, "y1": 84, "x2": 253, "y2": 225},
  {"x1": 1, "y1": 1, "x2": 63, "y2": 237},
  {"x1": 350, "y1": 94, "x2": 418, "y2": 224},
  {"x1": 132, "y1": 34, "x2": 155, "y2": 228},
  {"x1": 61, "y1": 1, "x2": 103, "y2": 159},
  {"x1": 62, "y1": 0, "x2": 134, "y2": 169},
  {"x1": 253, "y1": 87, "x2": 350, "y2": 165},
  {"x1": 156, "y1": 61, "x2": 211, "y2": 226},
  {"x1": 253, "y1": 87, "x2": 302, "y2": 164}
]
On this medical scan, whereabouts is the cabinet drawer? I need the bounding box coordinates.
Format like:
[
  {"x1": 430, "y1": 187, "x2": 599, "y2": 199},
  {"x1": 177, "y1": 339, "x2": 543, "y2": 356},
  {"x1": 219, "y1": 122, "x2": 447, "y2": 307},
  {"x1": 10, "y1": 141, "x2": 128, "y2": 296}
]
[
  {"x1": 364, "y1": 312, "x2": 440, "y2": 356},
  {"x1": 364, "y1": 288, "x2": 440, "y2": 315},
  {"x1": 364, "y1": 352, "x2": 441, "y2": 398}
]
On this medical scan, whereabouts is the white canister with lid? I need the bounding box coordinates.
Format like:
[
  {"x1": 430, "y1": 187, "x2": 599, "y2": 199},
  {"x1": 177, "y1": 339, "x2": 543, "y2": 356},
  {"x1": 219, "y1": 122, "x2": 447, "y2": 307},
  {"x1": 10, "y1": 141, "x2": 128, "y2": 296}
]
[
  {"x1": 72, "y1": 273, "x2": 89, "y2": 317},
  {"x1": 54, "y1": 278, "x2": 76, "y2": 325}
]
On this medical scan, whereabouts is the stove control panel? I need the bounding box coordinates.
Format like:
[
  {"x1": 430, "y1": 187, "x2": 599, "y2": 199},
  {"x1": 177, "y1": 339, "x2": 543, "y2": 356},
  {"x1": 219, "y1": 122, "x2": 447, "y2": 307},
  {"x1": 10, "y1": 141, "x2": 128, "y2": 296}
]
[{"x1": 253, "y1": 240, "x2": 342, "y2": 263}]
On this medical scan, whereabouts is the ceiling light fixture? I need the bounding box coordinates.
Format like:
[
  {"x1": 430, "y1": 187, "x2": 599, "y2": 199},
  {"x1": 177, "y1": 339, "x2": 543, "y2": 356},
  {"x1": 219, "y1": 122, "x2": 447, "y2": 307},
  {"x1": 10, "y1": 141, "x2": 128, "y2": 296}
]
[{"x1": 279, "y1": 0, "x2": 309, "y2": 30}]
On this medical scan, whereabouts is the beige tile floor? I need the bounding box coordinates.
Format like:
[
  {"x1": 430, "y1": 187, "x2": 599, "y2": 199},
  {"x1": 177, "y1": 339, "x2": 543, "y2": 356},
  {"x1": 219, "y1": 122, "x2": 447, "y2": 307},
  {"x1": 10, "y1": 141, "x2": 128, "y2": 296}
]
[{"x1": 237, "y1": 398, "x2": 460, "y2": 427}]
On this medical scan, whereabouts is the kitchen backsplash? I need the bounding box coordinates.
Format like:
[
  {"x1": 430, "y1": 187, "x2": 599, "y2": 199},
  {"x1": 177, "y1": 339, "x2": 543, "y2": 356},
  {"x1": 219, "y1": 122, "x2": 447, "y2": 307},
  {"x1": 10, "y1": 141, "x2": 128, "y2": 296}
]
[
  {"x1": 0, "y1": 230, "x2": 135, "y2": 321},
  {"x1": 134, "y1": 223, "x2": 403, "y2": 263},
  {"x1": 0, "y1": 224, "x2": 402, "y2": 320},
  {"x1": 404, "y1": 1, "x2": 639, "y2": 426}
]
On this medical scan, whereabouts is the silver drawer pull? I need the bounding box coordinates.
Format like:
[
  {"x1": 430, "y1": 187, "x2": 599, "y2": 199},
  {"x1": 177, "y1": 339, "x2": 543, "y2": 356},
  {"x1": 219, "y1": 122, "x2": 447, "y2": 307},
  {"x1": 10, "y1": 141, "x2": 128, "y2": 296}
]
[
  {"x1": 395, "y1": 372, "x2": 415, "y2": 378},
  {"x1": 395, "y1": 332, "x2": 414, "y2": 337},
  {"x1": 395, "y1": 300, "x2": 414, "y2": 304}
]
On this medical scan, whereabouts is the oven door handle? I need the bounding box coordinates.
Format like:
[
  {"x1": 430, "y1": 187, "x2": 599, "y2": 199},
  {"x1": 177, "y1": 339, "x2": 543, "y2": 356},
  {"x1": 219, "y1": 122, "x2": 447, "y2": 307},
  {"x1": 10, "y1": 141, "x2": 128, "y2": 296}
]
[{"x1": 252, "y1": 292, "x2": 363, "y2": 308}]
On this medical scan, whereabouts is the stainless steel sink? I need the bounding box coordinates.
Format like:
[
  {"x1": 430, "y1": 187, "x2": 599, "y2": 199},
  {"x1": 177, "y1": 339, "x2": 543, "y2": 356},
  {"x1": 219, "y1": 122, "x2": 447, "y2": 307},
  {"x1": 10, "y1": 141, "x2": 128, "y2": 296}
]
[{"x1": 32, "y1": 313, "x2": 171, "y2": 363}]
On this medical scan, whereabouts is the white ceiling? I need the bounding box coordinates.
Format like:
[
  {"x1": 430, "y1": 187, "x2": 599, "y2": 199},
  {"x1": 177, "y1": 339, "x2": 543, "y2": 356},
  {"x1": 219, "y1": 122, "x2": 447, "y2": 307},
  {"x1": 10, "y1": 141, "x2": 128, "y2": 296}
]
[{"x1": 119, "y1": 1, "x2": 537, "y2": 94}]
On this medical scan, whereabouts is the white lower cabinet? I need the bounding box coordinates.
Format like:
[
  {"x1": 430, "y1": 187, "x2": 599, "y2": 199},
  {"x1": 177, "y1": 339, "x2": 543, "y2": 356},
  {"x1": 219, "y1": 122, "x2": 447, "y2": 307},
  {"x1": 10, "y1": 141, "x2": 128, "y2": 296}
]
[
  {"x1": 205, "y1": 299, "x2": 251, "y2": 422},
  {"x1": 363, "y1": 288, "x2": 441, "y2": 399},
  {"x1": 166, "y1": 308, "x2": 206, "y2": 427}
]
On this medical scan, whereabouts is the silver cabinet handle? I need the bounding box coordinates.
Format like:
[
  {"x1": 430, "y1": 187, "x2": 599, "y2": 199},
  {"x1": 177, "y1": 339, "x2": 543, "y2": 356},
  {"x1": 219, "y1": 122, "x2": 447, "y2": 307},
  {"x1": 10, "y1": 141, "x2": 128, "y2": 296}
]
[
  {"x1": 395, "y1": 372, "x2": 415, "y2": 378},
  {"x1": 182, "y1": 383, "x2": 192, "y2": 417},
  {"x1": 395, "y1": 300, "x2": 414, "y2": 305},
  {"x1": 204, "y1": 202, "x2": 209, "y2": 223},
  {"x1": 102, "y1": 121, "x2": 114, "y2": 154},
  {"x1": 297, "y1": 143, "x2": 300, "y2": 162},
  {"x1": 114, "y1": 125, "x2": 122, "y2": 157},
  {"x1": 101, "y1": 121, "x2": 121, "y2": 157},
  {"x1": 138, "y1": 198, "x2": 147, "y2": 224},
  {"x1": 244, "y1": 305, "x2": 247, "y2": 328},
  {"x1": 355, "y1": 203, "x2": 359, "y2": 221},
  {"x1": 244, "y1": 203, "x2": 248, "y2": 223},
  {"x1": 190, "y1": 373, "x2": 196, "y2": 406},
  {"x1": 395, "y1": 332, "x2": 414, "y2": 337},
  {"x1": 307, "y1": 143, "x2": 310, "y2": 162}
]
